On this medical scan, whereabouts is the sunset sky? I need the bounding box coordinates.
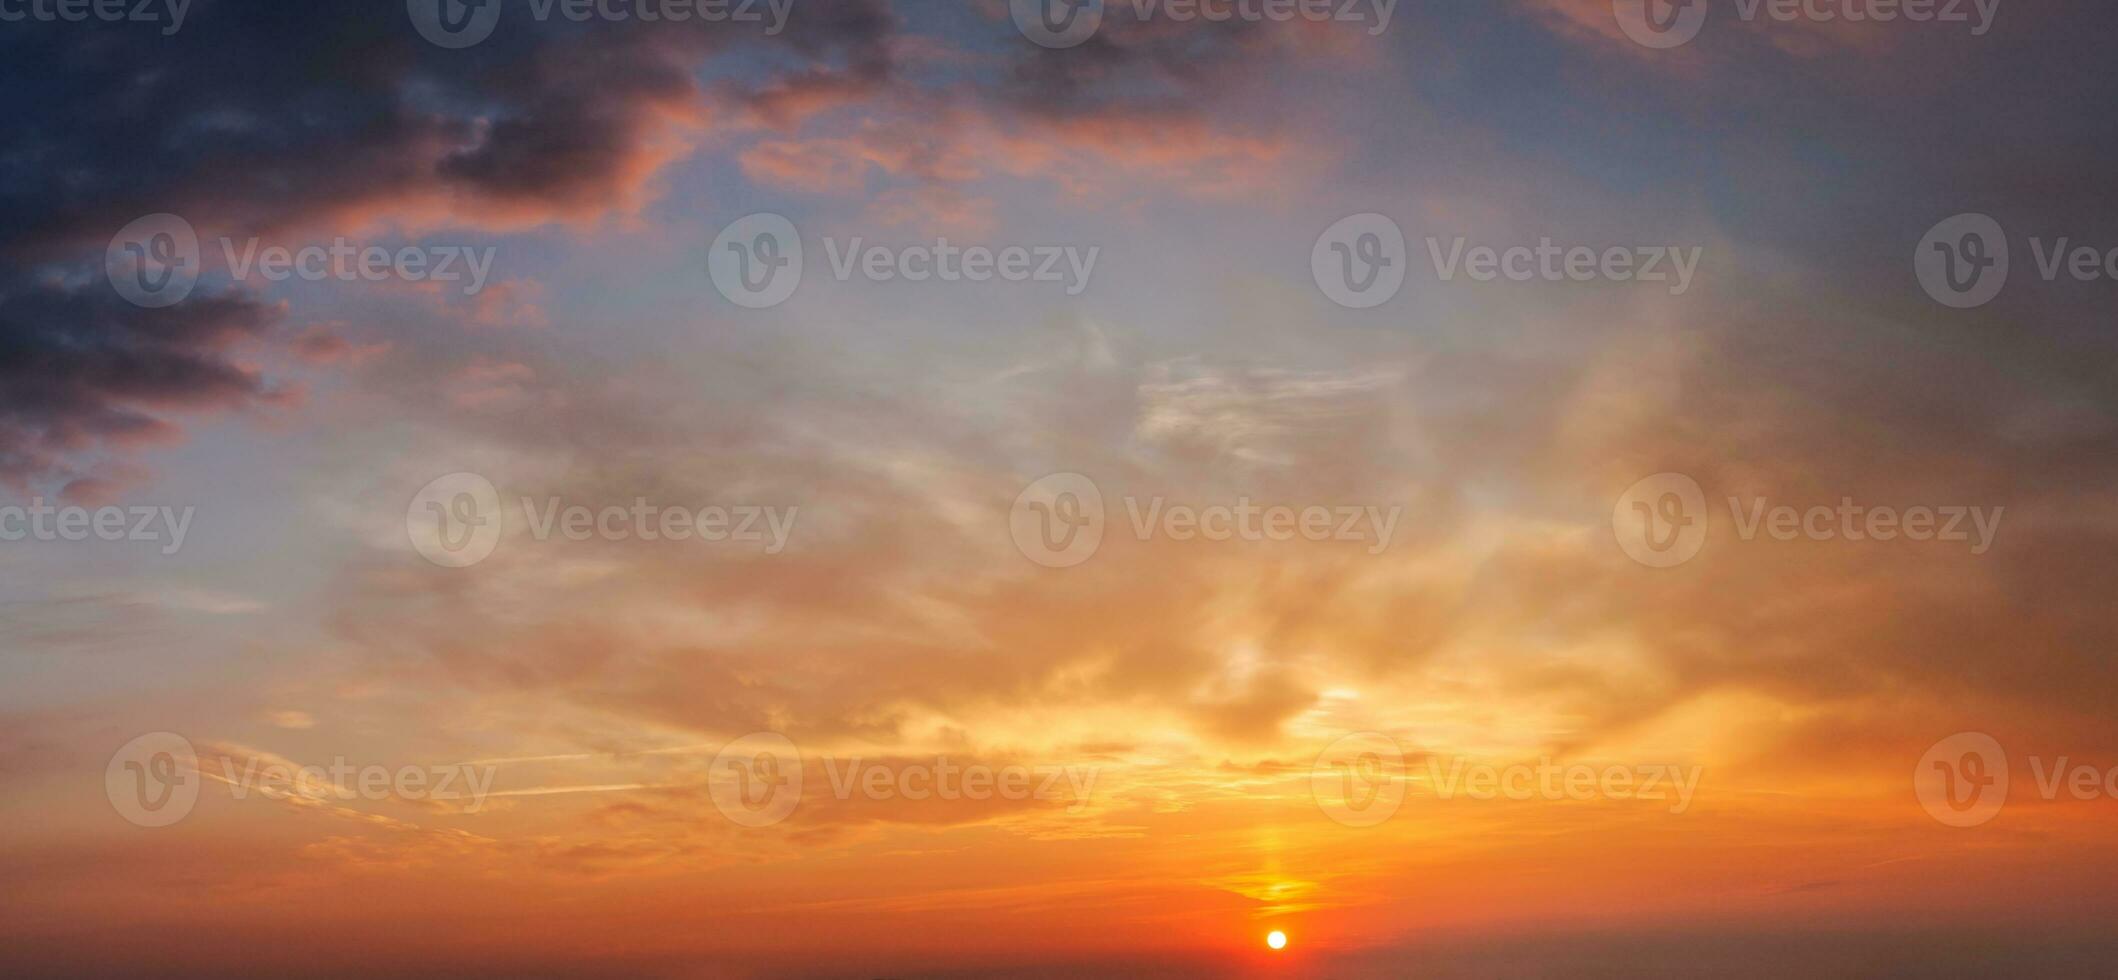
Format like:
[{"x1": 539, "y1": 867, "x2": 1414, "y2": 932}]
[{"x1": 4, "y1": 1, "x2": 2118, "y2": 976}]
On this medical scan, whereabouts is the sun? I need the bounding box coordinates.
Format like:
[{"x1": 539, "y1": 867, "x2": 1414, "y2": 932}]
[{"x1": 1266, "y1": 930, "x2": 1288, "y2": 950}]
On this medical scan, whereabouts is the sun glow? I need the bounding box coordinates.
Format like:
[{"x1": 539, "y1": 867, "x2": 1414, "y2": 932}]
[{"x1": 1266, "y1": 930, "x2": 1288, "y2": 950}]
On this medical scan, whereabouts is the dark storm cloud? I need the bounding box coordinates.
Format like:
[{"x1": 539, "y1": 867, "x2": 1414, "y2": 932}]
[
  {"x1": 0, "y1": 0, "x2": 899, "y2": 491},
  {"x1": 995, "y1": 1, "x2": 1297, "y2": 117},
  {"x1": 0, "y1": 271, "x2": 284, "y2": 497},
  {"x1": 0, "y1": 0, "x2": 901, "y2": 247}
]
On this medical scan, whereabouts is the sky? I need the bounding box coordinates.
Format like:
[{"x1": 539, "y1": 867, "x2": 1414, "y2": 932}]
[{"x1": 3, "y1": 0, "x2": 2117, "y2": 976}]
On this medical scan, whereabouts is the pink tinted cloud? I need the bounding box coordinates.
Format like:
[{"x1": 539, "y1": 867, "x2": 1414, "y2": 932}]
[
  {"x1": 292, "y1": 326, "x2": 394, "y2": 367},
  {"x1": 446, "y1": 359, "x2": 540, "y2": 412},
  {"x1": 1520, "y1": 0, "x2": 1908, "y2": 58},
  {"x1": 467, "y1": 280, "x2": 551, "y2": 331},
  {"x1": 731, "y1": 101, "x2": 1307, "y2": 236}
]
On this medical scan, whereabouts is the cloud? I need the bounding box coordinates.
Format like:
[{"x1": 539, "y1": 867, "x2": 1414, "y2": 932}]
[
  {"x1": 0, "y1": 0, "x2": 904, "y2": 491},
  {"x1": 0, "y1": 271, "x2": 287, "y2": 496}
]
